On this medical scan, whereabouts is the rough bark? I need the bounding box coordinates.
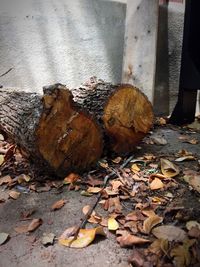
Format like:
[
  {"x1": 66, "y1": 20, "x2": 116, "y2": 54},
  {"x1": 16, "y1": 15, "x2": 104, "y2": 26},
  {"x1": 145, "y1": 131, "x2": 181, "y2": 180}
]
[
  {"x1": 72, "y1": 78, "x2": 154, "y2": 153},
  {"x1": 0, "y1": 85, "x2": 103, "y2": 177}
]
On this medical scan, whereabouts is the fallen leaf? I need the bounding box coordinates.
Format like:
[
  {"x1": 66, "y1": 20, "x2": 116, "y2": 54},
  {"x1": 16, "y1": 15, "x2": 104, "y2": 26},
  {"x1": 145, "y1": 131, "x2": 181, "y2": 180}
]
[
  {"x1": 188, "y1": 226, "x2": 200, "y2": 238},
  {"x1": 42, "y1": 233, "x2": 55, "y2": 246},
  {"x1": 110, "y1": 180, "x2": 123, "y2": 192},
  {"x1": 108, "y1": 217, "x2": 119, "y2": 231},
  {"x1": 186, "y1": 220, "x2": 200, "y2": 231},
  {"x1": 149, "y1": 173, "x2": 167, "y2": 180},
  {"x1": 152, "y1": 225, "x2": 187, "y2": 242},
  {"x1": 157, "y1": 117, "x2": 167, "y2": 126},
  {"x1": 112, "y1": 157, "x2": 122, "y2": 164},
  {"x1": 124, "y1": 221, "x2": 138, "y2": 234},
  {"x1": 160, "y1": 158, "x2": 180, "y2": 178},
  {"x1": 188, "y1": 138, "x2": 198, "y2": 144},
  {"x1": 150, "y1": 178, "x2": 164, "y2": 190},
  {"x1": 99, "y1": 160, "x2": 108, "y2": 169},
  {"x1": 82, "y1": 205, "x2": 91, "y2": 215},
  {"x1": 87, "y1": 187, "x2": 102, "y2": 194},
  {"x1": 151, "y1": 136, "x2": 168, "y2": 145},
  {"x1": 9, "y1": 191, "x2": 20, "y2": 200},
  {"x1": 51, "y1": 199, "x2": 66, "y2": 211},
  {"x1": 116, "y1": 232, "x2": 150, "y2": 247},
  {"x1": 99, "y1": 218, "x2": 108, "y2": 227},
  {"x1": 128, "y1": 249, "x2": 145, "y2": 267},
  {"x1": 27, "y1": 218, "x2": 43, "y2": 232},
  {"x1": 17, "y1": 174, "x2": 31, "y2": 183},
  {"x1": 0, "y1": 134, "x2": 4, "y2": 141},
  {"x1": 0, "y1": 175, "x2": 12, "y2": 185},
  {"x1": 126, "y1": 211, "x2": 145, "y2": 221},
  {"x1": 131, "y1": 164, "x2": 140, "y2": 173},
  {"x1": 14, "y1": 224, "x2": 29, "y2": 233},
  {"x1": 149, "y1": 239, "x2": 169, "y2": 256},
  {"x1": 80, "y1": 190, "x2": 92, "y2": 197},
  {"x1": 63, "y1": 173, "x2": 80, "y2": 184},
  {"x1": 175, "y1": 156, "x2": 195, "y2": 162},
  {"x1": 0, "y1": 155, "x2": 4, "y2": 166},
  {"x1": 141, "y1": 209, "x2": 156, "y2": 217},
  {"x1": 143, "y1": 215, "x2": 163, "y2": 234},
  {"x1": 170, "y1": 239, "x2": 196, "y2": 267},
  {"x1": 0, "y1": 232, "x2": 9, "y2": 245},
  {"x1": 183, "y1": 170, "x2": 200, "y2": 193},
  {"x1": 59, "y1": 226, "x2": 106, "y2": 248}
]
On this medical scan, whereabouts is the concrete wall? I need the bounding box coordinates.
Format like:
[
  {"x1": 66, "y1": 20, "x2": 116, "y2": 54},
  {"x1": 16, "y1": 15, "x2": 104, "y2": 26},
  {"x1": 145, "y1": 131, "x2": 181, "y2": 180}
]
[{"x1": 0, "y1": 0, "x2": 126, "y2": 93}]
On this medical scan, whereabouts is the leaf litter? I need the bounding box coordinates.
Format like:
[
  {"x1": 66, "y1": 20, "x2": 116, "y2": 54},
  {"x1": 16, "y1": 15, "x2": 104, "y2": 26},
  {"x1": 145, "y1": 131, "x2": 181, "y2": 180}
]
[{"x1": 0, "y1": 123, "x2": 200, "y2": 266}]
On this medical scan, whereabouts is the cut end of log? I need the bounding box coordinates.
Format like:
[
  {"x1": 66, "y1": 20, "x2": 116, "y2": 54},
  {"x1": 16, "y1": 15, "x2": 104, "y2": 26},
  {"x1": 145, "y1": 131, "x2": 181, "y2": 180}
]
[
  {"x1": 103, "y1": 84, "x2": 154, "y2": 153},
  {"x1": 36, "y1": 85, "x2": 103, "y2": 177}
]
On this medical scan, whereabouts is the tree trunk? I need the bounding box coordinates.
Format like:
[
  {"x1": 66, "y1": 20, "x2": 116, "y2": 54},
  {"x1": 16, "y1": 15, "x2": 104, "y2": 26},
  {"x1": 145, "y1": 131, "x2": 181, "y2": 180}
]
[
  {"x1": 0, "y1": 84, "x2": 103, "y2": 177},
  {"x1": 72, "y1": 78, "x2": 154, "y2": 153}
]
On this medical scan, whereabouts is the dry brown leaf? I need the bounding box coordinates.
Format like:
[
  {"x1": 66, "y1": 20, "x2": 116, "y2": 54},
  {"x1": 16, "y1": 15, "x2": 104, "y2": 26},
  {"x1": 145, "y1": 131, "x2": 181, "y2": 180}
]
[
  {"x1": 0, "y1": 175, "x2": 12, "y2": 185},
  {"x1": 175, "y1": 156, "x2": 195, "y2": 162},
  {"x1": 126, "y1": 211, "x2": 145, "y2": 222},
  {"x1": 148, "y1": 239, "x2": 169, "y2": 256},
  {"x1": 51, "y1": 199, "x2": 66, "y2": 211},
  {"x1": 14, "y1": 224, "x2": 29, "y2": 233},
  {"x1": 110, "y1": 180, "x2": 123, "y2": 192},
  {"x1": 116, "y1": 233, "x2": 150, "y2": 247},
  {"x1": 9, "y1": 191, "x2": 20, "y2": 200},
  {"x1": 170, "y1": 239, "x2": 196, "y2": 267},
  {"x1": 63, "y1": 173, "x2": 80, "y2": 184},
  {"x1": 108, "y1": 217, "x2": 119, "y2": 231},
  {"x1": 27, "y1": 218, "x2": 43, "y2": 232},
  {"x1": 124, "y1": 221, "x2": 138, "y2": 234},
  {"x1": 183, "y1": 170, "x2": 200, "y2": 193},
  {"x1": 112, "y1": 157, "x2": 122, "y2": 164},
  {"x1": 160, "y1": 158, "x2": 180, "y2": 178},
  {"x1": 150, "y1": 178, "x2": 164, "y2": 190},
  {"x1": 143, "y1": 215, "x2": 163, "y2": 234},
  {"x1": 87, "y1": 187, "x2": 102, "y2": 194},
  {"x1": 59, "y1": 226, "x2": 106, "y2": 248},
  {"x1": 152, "y1": 225, "x2": 187, "y2": 242},
  {"x1": 186, "y1": 220, "x2": 200, "y2": 231},
  {"x1": 100, "y1": 218, "x2": 108, "y2": 227},
  {"x1": 141, "y1": 209, "x2": 156, "y2": 217},
  {"x1": 82, "y1": 205, "x2": 91, "y2": 215},
  {"x1": 99, "y1": 161, "x2": 108, "y2": 169},
  {"x1": 149, "y1": 173, "x2": 167, "y2": 180}
]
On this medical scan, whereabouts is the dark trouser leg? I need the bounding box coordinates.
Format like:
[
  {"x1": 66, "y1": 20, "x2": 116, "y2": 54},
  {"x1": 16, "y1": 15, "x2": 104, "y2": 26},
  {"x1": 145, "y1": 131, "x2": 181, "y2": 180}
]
[{"x1": 169, "y1": 89, "x2": 197, "y2": 125}]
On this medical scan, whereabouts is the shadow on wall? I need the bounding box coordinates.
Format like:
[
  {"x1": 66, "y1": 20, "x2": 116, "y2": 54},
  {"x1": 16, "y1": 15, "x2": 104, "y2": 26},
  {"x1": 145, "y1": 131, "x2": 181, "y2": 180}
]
[{"x1": 0, "y1": 0, "x2": 126, "y2": 93}]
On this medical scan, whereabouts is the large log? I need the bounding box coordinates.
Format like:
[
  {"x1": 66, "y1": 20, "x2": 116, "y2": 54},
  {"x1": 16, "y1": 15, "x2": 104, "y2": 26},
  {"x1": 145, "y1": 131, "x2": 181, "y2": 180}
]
[
  {"x1": 0, "y1": 85, "x2": 103, "y2": 177},
  {"x1": 72, "y1": 78, "x2": 154, "y2": 153}
]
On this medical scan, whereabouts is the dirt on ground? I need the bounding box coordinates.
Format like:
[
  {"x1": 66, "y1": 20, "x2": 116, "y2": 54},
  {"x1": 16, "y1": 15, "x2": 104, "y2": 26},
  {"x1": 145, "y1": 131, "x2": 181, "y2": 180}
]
[{"x1": 0, "y1": 120, "x2": 200, "y2": 267}]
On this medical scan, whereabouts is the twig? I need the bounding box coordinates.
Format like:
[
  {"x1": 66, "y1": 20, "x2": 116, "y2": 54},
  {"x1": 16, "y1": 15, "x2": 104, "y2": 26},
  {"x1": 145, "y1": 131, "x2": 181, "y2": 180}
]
[
  {"x1": 0, "y1": 68, "x2": 13, "y2": 78},
  {"x1": 68, "y1": 155, "x2": 134, "y2": 242}
]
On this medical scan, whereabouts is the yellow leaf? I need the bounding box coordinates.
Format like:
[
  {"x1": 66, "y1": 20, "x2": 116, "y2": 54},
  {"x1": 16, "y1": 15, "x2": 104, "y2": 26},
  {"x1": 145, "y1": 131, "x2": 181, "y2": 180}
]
[
  {"x1": 87, "y1": 187, "x2": 102, "y2": 194},
  {"x1": 108, "y1": 217, "x2": 119, "y2": 231},
  {"x1": 131, "y1": 164, "x2": 140, "y2": 173},
  {"x1": 160, "y1": 158, "x2": 180, "y2": 178},
  {"x1": 17, "y1": 174, "x2": 31, "y2": 183},
  {"x1": 9, "y1": 191, "x2": 20, "y2": 200},
  {"x1": 143, "y1": 215, "x2": 163, "y2": 234},
  {"x1": 150, "y1": 178, "x2": 164, "y2": 190},
  {"x1": 59, "y1": 226, "x2": 106, "y2": 248},
  {"x1": 0, "y1": 155, "x2": 4, "y2": 166}
]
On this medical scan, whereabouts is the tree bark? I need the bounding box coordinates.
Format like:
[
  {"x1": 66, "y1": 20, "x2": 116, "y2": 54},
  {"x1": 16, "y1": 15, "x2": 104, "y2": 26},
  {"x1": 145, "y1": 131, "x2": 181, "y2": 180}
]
[
  {"x1": 0, "y1": 84, "x2": 103, "y2": 177},
  {"x1": 72, "y1": 78, "x2": 154, "y2": 153}
]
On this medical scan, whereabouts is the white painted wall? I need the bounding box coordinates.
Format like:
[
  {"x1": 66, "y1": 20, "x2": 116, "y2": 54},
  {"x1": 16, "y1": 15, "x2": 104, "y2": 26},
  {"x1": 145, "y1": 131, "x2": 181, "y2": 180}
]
[{"x1": 0, "y1": 0, "x2": 126, "y2": 93}]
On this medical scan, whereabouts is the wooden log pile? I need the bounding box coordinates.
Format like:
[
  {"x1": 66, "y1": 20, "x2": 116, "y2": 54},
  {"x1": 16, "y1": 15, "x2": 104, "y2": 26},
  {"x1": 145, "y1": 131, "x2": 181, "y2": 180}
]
[{"x1": 0, "y1": 79, "x2": 154, "y2": 177}]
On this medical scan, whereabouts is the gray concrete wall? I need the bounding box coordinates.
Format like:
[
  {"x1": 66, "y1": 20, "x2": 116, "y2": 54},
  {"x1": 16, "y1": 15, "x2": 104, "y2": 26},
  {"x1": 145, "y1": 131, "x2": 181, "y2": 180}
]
[{"x1": 0, "y1": 0, "x2": 126, "y2": 93}]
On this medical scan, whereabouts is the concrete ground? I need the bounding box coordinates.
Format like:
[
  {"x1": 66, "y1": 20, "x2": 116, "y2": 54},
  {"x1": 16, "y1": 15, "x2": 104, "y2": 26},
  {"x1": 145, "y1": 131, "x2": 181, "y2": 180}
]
[{"x1": 1, "y1": 124, "x2": 200, "y2": 267}]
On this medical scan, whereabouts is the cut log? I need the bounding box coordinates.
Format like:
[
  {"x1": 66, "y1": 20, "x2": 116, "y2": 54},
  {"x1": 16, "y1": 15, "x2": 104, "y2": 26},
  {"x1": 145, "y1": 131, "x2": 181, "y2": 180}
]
[
  {"x1": 72, "y1": 79, "x2": 154, "y2": 153},
  {"x1": 0, "y1": 84, "x2": 103, "y2": 177}
]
